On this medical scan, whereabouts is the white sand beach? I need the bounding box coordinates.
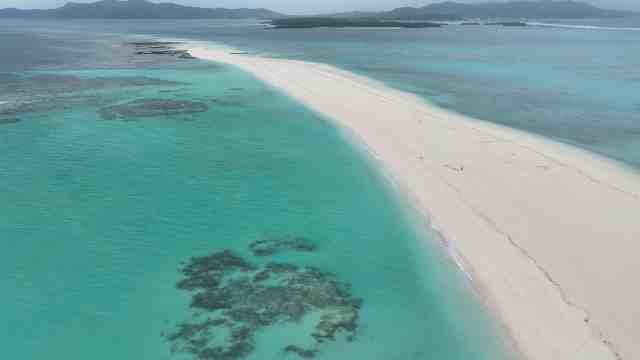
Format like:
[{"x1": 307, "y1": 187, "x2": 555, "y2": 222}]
[{"x1": 188, "y1": 46, "x2": 640, "y2": 360}]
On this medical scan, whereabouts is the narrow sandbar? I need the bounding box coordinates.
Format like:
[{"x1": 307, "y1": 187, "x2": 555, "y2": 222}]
[{"x1": 188, "y1": 45, "x2": 640, "y2": 360}]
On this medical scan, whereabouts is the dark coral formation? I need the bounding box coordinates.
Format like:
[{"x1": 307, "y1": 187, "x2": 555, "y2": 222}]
[
  {"x1": 249, "y1": 237, "x2": 317, "y2": 257},
  {"x1": 130, "y1": 41, "x2": 196, "y2": 60},
  {"x1": 0, "y1": 118, "x2": 20, "y2": 125},
  {"x1": 129, "y1": 41, "x2": 183, "y2": 47},
  {"x1": 98, "y1": 98, "x2": 208, "y2": 120},
  {"x1": 167, "y1": 243, "x2": 361, "y2": 360},
  {"x1": 207, "y1": 95, "x2": 248, "y2": 107},
  {"x1": 0, "y1": 94, "x2": 112, "y2": 118},
  {"x1": 0, "y1": 74, "x2": 181, "y2": 98},
  {"x1": 284, "y1": 345, "x2": 318, "y2": 358},
  {"x1": 0, "y1": 99, "x2": 59, "y2": 118},
  {"x1": 176, "y1": 250, "x2": 256, "y2": 292},
  {"x1": 0, "y1": 74, "x2": 183, "y2": 119}
]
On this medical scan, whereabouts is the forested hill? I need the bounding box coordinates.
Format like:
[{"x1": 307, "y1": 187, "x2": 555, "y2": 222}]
[
  {"x1": 329, "y1": 1, "x2": 633, "y2": 20},
  {"x1": 0, "y1": 0, "x2": 283, "y2": 19}
]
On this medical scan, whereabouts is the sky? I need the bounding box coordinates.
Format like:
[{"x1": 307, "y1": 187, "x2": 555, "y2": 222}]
[{"x1": 3, "y1": 0, "x2": 639, "y2": 14}]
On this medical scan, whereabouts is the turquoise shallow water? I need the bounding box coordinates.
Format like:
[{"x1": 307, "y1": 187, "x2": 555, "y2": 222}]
[
  {"x1": 0, "y1": 42, "x2": 510, "y2": 360},
  {"x1": 5, "y1": 17, "x2": 638, "y2": 359},
  {"x1": 3, "y1": 19, "x2": 639, "y2": 168}
]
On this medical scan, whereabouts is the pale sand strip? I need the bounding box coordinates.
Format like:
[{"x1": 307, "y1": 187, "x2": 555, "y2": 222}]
[{"x1": 189, "y1": 46, "x2": 640, "y2": 360}]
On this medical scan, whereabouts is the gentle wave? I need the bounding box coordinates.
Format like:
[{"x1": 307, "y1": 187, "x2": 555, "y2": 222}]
[{"x1": 527, "y1": 21, "x2": 640, "y2": 31}]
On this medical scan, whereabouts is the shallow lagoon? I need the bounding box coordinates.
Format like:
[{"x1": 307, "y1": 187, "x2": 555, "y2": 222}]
[{"x1": 0, "y1": 50, "x2": 511, "y2": 360}]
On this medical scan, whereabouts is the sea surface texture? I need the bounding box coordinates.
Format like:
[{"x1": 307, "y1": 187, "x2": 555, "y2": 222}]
[
  {"x1": 187, "y1": 18, "x2": 640, "y2": 169},
  {"x1": 0, "y1": 27, "x2": 510, "y2": 359},
  {"x1": 5, "y1": 19, "x2": 640, "y2": 169},
  {"x1": 9, "y1": 18, "x2": 636, "y2": 169}
]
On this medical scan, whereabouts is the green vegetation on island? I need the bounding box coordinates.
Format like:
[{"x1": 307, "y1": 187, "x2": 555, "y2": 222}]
[
  {"x1": 2, "y1": 0, "x2": 632, "y2": 20},
  {"x1": 0, "y1": 0, "x2": 283, "y2": 19},
  {"x1": 271, "y1": 18, "x2": 444, "y2": 29},
  {"x1": 486, "y1": 21, "x2": 528, "y2": 27},
  {"x1": 328, "y1": 0, "x2": 634, "y2": 20}
]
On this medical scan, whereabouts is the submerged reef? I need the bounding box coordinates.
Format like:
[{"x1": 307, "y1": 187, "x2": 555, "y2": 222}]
[
  {"x1": 486, "y1": 21, "x2": 528, "y2": 27},
  {"x1": 284, "y1": 345, "x2": 318, "y2": 358},
  {"x1": 271, "y1": 17, "x2": 444, "y2": 29},
  {"x1": 0, "y1": 99, "x2": 58, "y2": 117},
  {"x1": 0, "y1": 73, "x2": 184, "y2": 118},
  {"x1": 167, "y1": 241, "x2": 361, "y2": 360},
  {"x1": 0, "y1": 118, "x2": 20, "y2": 125},
  {"x1": 129, "y1": 41, "x2": 196, "y2": 60},
  {"x1": 98, "y1": 99, "x2": 208, "y2": 120},
  {"x1": 207, "y1": 95, "x2": 248, "y2": 107},
  {"x1": 0, "y1": 94, "x2": 112, "y2": 118},
  {"x1": 0, "y1": 74, "x2": 182, "y2": 98},
  {"x1": 249, "y1": 236, "x2": 317, "y2": 257}
]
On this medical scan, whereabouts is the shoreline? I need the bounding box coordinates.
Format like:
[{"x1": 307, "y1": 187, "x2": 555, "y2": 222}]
[{"x1": 186, "y1": 44, "x2": 640, "y2": 360}]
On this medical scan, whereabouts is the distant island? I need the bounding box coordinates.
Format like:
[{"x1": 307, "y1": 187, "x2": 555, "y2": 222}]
[
  {"x1": 271, "y1": 18, "x2": 532, "y2": 29},
  {"x1": 270, "y1": 1, "x2": 634, "y2": 30},
  {"x1": 327, "y1": 0, "x2": 634, "y2": 20},
  {"x1": 271, "y1": 18, "x2": 444, "y2": 29},
  {"x1": 486, "y1": 21, "x2": 528, "y2": 26},
  {"x1": 0, "y1": 0, "x2": 283, "y2": 19},
  {"x1": 0, "y1": 0, "x2": 634, "y2": 20}
]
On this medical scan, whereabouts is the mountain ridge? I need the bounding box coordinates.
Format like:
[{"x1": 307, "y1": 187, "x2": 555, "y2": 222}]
[
  {"x1": 0, "y1": 0, "x2": 635, "y2": 20},
  {"x1": 327, "y1": 1, "x2": 635, "y2": 20},
  {"x1": 0, "y1": 0, "x2": 283, "y2": 19}
]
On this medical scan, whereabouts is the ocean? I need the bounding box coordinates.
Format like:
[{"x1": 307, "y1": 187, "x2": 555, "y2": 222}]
[
  {"x1": 194, "y1": 19, "x2": 640, "y2": 170},
  {"x1": 1, "y1": 21, "x2": 510, "y2": 360},
  {"x1": 20, "y1": 17, "x2": 635, "y2": 169},
  {"x1": 4, "y1": 19, "x2": 640, "y2": 169},
  {"x1": 2, "y1": 17, "x2": 639, "y2": 360}
]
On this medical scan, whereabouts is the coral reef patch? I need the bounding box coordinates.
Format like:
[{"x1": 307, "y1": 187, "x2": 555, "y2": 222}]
[
  {"x1": 249, "y1": 236, "x2": 317, "y2": 257},
  {"x1": 207, "y1": 95, "x2": 248, "y2": 107},
  {"x1": 129, "y1": 41, "x2": 196, "y2": 60},
  {"x1": 98, "y1": 98, "x2": 208, "y2": 120},
  {"x1": 0, "y1": 74, "x2": 182, "y2": 98},
  {"x1": 0, "y1": 118, "x2": 20, "y2": 125},
  {"x1": 0, "y1": 73, "x2": 184, "y2": 118},
  {"x1": 166, "y1": 241, "x2": 361, "y2": 360}
]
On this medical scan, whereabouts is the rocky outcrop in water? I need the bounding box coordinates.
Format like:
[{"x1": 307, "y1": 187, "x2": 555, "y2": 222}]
[
  {"x1": 98, "y1": 99, "x2": 208, "y2": 120},
  {"x1": 166, "y1": 240, "x2": 361, "y2": 360}
]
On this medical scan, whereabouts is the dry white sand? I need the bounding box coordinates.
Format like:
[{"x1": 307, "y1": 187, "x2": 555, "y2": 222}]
[{"x1": 188, "y1": 45, "x2": 640, "y2": 360}]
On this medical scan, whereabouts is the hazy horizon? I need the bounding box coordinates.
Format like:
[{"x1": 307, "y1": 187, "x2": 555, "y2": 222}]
[{"x1": 3, "y1": 0, "x2": 639, "y2": 14}]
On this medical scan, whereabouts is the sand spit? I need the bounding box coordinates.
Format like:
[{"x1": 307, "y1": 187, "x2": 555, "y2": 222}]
[{"x1": 188, "y1": 45, "x2": 640, "y2": 360}]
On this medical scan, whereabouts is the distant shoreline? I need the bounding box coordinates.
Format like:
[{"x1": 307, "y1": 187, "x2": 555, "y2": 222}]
[
  {"x1": 1, "y1": 0, "x2": 635, "y2": 20},
  {"x1": 186, "y1": 44, "x2": 640, "y2": 360},
  {"x1": 270, "y1": 18, "x2": 445, "y2": 29},
  {"x1": 268, "y1": 18, "x2": 531, "y2": 29}
]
